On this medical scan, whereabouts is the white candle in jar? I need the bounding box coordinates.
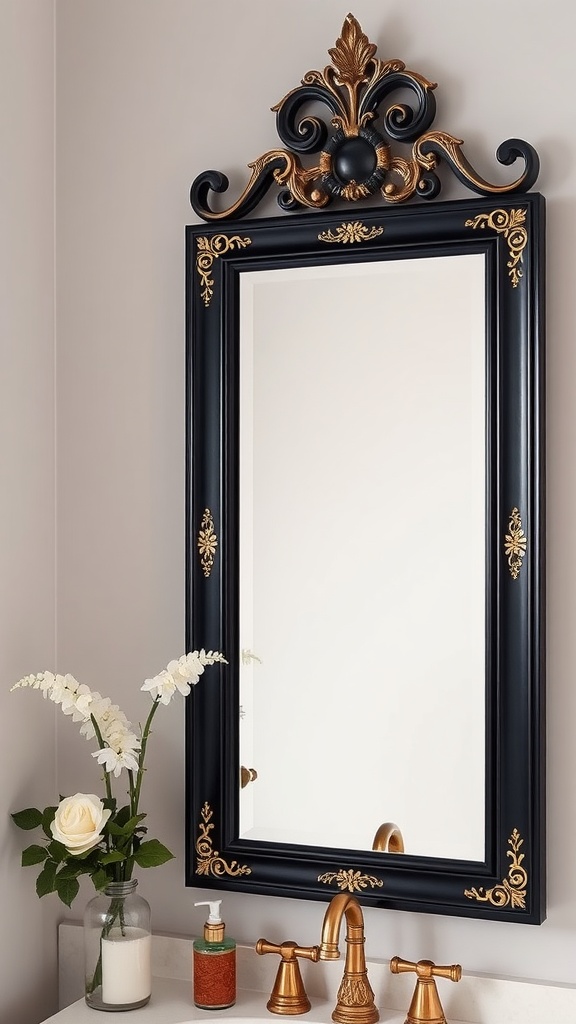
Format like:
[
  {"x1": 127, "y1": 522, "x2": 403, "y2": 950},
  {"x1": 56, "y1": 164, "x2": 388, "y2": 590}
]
[{"x1": 101, "y1": 927, "x2": 151, "y2": 1005}]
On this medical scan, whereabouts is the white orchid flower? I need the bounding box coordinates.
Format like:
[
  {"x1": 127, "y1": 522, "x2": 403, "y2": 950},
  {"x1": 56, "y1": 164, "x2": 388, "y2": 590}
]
[
  {"x1": 12, "y1": 651, "x2": 226, "y2": 779},
  {"x1": 141, "y1": 649, "x2": 227, "y2": 705}
]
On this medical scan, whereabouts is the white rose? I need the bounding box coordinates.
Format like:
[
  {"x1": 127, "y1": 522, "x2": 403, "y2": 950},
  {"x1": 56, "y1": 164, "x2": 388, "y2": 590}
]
[{"x1": 51, "y1": 793, "x2": 111, "y2": 856}]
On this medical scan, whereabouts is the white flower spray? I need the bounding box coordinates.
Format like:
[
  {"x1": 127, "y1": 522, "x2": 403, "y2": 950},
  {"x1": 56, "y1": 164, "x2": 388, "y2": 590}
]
[{"x1": 10, "y1": 650, "x2": 227, "y2": 906}]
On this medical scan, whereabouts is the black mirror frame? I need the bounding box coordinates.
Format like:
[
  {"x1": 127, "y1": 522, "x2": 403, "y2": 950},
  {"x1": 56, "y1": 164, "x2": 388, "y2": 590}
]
[{"x1": 184, "y1": 191, "x2": 545, "y2": 924}]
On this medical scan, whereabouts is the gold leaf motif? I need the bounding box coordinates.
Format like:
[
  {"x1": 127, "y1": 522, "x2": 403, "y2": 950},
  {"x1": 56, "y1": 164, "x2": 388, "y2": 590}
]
[
  {"x1": 338, "y1": 976, "x2": 376, "y2": 1007},
  {"x1": 196, "y1": 234, "x2": 251, "y2": 307},
  {"x1": 504, "y1": 507, "x2": 527, "y2": 580},
  {"x1": 328, "y1": 14, "x2": 378, "y2": 88},
  {"x1": 465, "y1": 208, "x2": 528, "y2": 287},
  {"x1": 341, "y1": 181, "x2": 371, "y2": 201},
  {"x1": 318, "y1": 221, "x2": 384, "y2": 244},
  {"x1": 195, "y1": 802, "x2": 251, "y2": 878},
  {"x1": 318, "y1": 868, "x2": 383, "y2": 892},
  {"x1": 464, "y1": 828, "x2": 527, "y2": 909},
  {"x1": 198, "y1": 508, "x2": 218, "y2": 578}
]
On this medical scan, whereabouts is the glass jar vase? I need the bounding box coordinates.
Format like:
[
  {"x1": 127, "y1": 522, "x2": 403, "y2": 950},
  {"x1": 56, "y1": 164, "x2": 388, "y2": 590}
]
[{"x1": 84, "y1": 879, "x2": 151, "y2": 1011}]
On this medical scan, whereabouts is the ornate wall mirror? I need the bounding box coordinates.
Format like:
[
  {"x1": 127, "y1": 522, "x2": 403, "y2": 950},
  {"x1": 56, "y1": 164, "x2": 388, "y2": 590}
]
[{"x1": 185, "y1": 14, "x2": 545, "y2": 923}]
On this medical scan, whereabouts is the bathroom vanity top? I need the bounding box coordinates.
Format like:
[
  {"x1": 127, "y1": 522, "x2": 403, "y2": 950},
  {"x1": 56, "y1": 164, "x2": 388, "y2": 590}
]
[
  {"x1": 52, "y1": 926, "x2": 576, "y2": 1024},
  {"x1": 40, "y1": 978, "x2": 464, "y2": 1024}
]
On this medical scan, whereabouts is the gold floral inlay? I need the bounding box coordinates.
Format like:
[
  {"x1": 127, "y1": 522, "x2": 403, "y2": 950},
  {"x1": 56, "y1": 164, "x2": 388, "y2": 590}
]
[
  {"x1": 196, "y1": 234, "x2": 251, "y2": 306},
  {"x1": 504, "y1": 507, "x2": 527, "y2": 580},
  {"x1": 197, "y1": 508, "x2": 218, "y2": 578},
  {"x1": 464, "y1": 828, "x2": 527, "y2": 909},
  {"x1": 318, "y1": 868, "x2": 383, "y2": 893},
  {"x1": 318, "y1": 222, "x2": 384, "y2": 244},
  {"x1": 465, "y1": 208, "x2": 528, "y2": 287},
  {"x1": 196, "y1": 802, "x2": 251, "y2": 879}
]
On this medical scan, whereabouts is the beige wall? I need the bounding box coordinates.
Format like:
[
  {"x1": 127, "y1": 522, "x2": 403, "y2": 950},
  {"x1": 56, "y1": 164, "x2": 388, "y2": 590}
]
[
  {"x1": 3, "y1": 1, "x2": 575, "y2": 1021},
  {"x1": 0, "y1": 2, "x2": 58, "y2": 1022},
  {"x1": 54, "y1": 0, "x2": 575, "y2": 988}
]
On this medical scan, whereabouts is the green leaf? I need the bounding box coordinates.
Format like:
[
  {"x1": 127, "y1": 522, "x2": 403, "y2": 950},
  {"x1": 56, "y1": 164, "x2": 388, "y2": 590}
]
[
  {"x1": 99, "y1": 850, "x2": 126, "y2": 865},
  {"x1": 57, "y1": 861, "x2": 84, "y2": 879},
  {"x1": 41, "y1": 807, "x2": 57, "y2": 840},
  {"x1": 11, "y1": 807, "x2": 43, "y2": 831},
  {"x1": 21, "y1": 844, "x2": 49, "y2": 866},
  {"x1": 102, "y1": 797, "x2": 117, "y2": 813},
  {"x1": 133, "y1": 839, "x2": 175, "y2": 869},
  {"x1": 107, "y1": 813, "x2": 147, "y2": 838},
  {"x1": 36, "y1": 860, "x2": 57, "y2": 898},
  {"x1": 106, "y1": 821, "x2": 127, "y2": 837},
  {"x1": 113, "y1": 805, "x2": 132, "y2": 828},
  {"x1": 90, "y1": 868, "x2": 109, "y2": 891},
  {"x1": 46, "y1": 840, "x2": 67, "y2": 863},
  {"x1": 55, "y1": 875, "x2": 80, "y2": 908}
]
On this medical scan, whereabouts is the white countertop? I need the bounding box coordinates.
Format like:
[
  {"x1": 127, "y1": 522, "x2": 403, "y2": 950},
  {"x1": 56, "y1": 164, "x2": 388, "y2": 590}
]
[
  {"x1": 41, "y1": 978, "x2": 455, "y2": 1024},
  {"x1": 53, "y1": 926, "x2": 576, "y2": 1024}
]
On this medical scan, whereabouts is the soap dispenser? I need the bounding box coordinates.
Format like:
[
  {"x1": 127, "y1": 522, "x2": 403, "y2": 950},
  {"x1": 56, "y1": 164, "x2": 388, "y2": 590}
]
[{"x1": 193, "y1": 899, "x2": 237, "y2": 1009}]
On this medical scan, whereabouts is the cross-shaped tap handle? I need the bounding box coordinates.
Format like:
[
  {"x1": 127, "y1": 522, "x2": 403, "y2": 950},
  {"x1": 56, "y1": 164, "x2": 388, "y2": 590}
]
[
  {"x1": 390, "y1": 956, "x2": 462, "y2": 1024},
  {"x1": 256, "y1": 939, "x2": 320, "y2": 1014}
]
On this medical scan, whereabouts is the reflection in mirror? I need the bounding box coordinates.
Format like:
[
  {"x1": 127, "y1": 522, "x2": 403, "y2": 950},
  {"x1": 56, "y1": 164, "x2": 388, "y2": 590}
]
[{"x1": 238, "y1": 256, "x2": 486, "y2": 860}]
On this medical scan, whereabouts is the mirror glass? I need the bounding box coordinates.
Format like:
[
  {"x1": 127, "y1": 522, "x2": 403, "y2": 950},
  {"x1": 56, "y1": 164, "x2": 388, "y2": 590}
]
[{"x1": 238, "y1": 254, "x2": 486, "y2": 860}]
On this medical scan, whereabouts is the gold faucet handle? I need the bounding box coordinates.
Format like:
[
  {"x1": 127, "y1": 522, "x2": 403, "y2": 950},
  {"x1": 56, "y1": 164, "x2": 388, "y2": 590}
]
[
  {"x1": 390, "y1": 957, "x2": 462, "y2": 1024},
  {"x1": 256, "y1": 939, "x2": 320, "y2": 1015}
]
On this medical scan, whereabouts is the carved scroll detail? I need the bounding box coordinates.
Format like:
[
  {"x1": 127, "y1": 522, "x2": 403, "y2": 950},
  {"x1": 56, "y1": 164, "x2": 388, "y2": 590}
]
[
  {"x1": 465, "y1": 208, "x2": 528, "y2": 287},
  {"x1": 464, "y1": 829, "x2": 527, "y2": 909},
  {"x1": 195, "y1": 802, "x2": 251, "y2": 878},
  {"x1": 196, "y1": 234, "x2": 251, "y2": 306},
  {"x1": 190, "y1": 15, "x2": 539, "y2": 221}
]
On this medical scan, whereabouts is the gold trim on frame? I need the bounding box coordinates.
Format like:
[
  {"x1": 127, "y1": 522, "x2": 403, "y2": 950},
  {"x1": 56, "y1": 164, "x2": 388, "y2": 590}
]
[
  {"x1": 318, "y1": 221, "x2": 384, "y2": 244},
  {"x1": 504, "y1": 507, "x2": 527, "y2": 580},
  {"x1": 318, "y1": 868, "x2": 383, "y2": 893},
  {"x1": 464, "y1": 829, "x2": 527, "y2": 909},
  {"x1": 196, "y1": 234, "x2": 252, "y2": 306},
  {"x1": 198, "y1": 508, "x2": 218, "y2": 578},
  {"x1": 465, "y1": 208, "x2": 528, "y2": 287},
  {"x1": 195, "y1": 802, "x2": 252, "y2": 879}
]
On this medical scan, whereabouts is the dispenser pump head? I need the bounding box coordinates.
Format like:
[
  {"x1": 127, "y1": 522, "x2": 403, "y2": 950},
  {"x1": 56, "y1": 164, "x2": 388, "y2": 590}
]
[{"x1": 195, "y1": 899, "x2": 225, "y2": 942}]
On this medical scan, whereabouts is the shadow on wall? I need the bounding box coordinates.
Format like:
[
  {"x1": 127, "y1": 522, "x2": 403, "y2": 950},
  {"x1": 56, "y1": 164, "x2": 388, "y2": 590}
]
[{"x1": 6, "y1": 982, "x2": 57, "y2": 1024}]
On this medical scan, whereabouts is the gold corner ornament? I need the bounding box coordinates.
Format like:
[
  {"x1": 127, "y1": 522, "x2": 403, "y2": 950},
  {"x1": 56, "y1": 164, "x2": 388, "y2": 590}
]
[
  {"x1": 198, "y1": 508, "x2": 218, "y2": 578},
  {"x1": 465, "y1": 208, "x2": 528, "y2": 287},
  {"x1": 318, "y1": 221, "x2": 384, "y2": 244},
  {"x1": 504, "y1": 507, "x2": 527, "y2": 580},
  {"x1": 464, "y1": 829, "x2": 527, "y2": 909},
  {"x1": 196, "y1": 234, "x2": 251, "y2": 306},
  {"x1": 318, "y1": 868, "x2": 383, "y2": 893},
  {"x1": 195, "y1": 802, "x2": 252, "y2": 879}
]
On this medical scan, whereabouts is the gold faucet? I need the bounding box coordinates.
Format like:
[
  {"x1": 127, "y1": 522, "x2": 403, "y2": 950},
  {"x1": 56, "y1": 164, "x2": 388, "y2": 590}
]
[{"x1": 318, "y1": 893, "x2": 379, "y2": 1024}]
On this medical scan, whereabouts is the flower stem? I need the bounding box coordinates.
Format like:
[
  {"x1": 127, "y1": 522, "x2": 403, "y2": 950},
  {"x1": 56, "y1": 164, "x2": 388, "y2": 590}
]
[
  {"x1": 132, "y1": 699, "x2": 160, "y2": 816},
  {"x1": 90, "y1": 714, "x2": 113, "y2": 803}
]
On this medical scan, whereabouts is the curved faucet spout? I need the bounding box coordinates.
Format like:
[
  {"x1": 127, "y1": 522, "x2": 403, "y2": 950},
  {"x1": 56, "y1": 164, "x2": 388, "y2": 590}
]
[
  {"x1": 319, "y1": 892, "x2": 366, "y2": 960},
  {"x1": 318, "y1": 894, "x2": 379, "y2": 1024}
]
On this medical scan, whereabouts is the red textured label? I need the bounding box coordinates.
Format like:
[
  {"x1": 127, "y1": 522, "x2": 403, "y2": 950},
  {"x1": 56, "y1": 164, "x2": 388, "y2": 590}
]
[{"x1": 193, "y1": 950, "x2": 236, "y2": 1009}]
